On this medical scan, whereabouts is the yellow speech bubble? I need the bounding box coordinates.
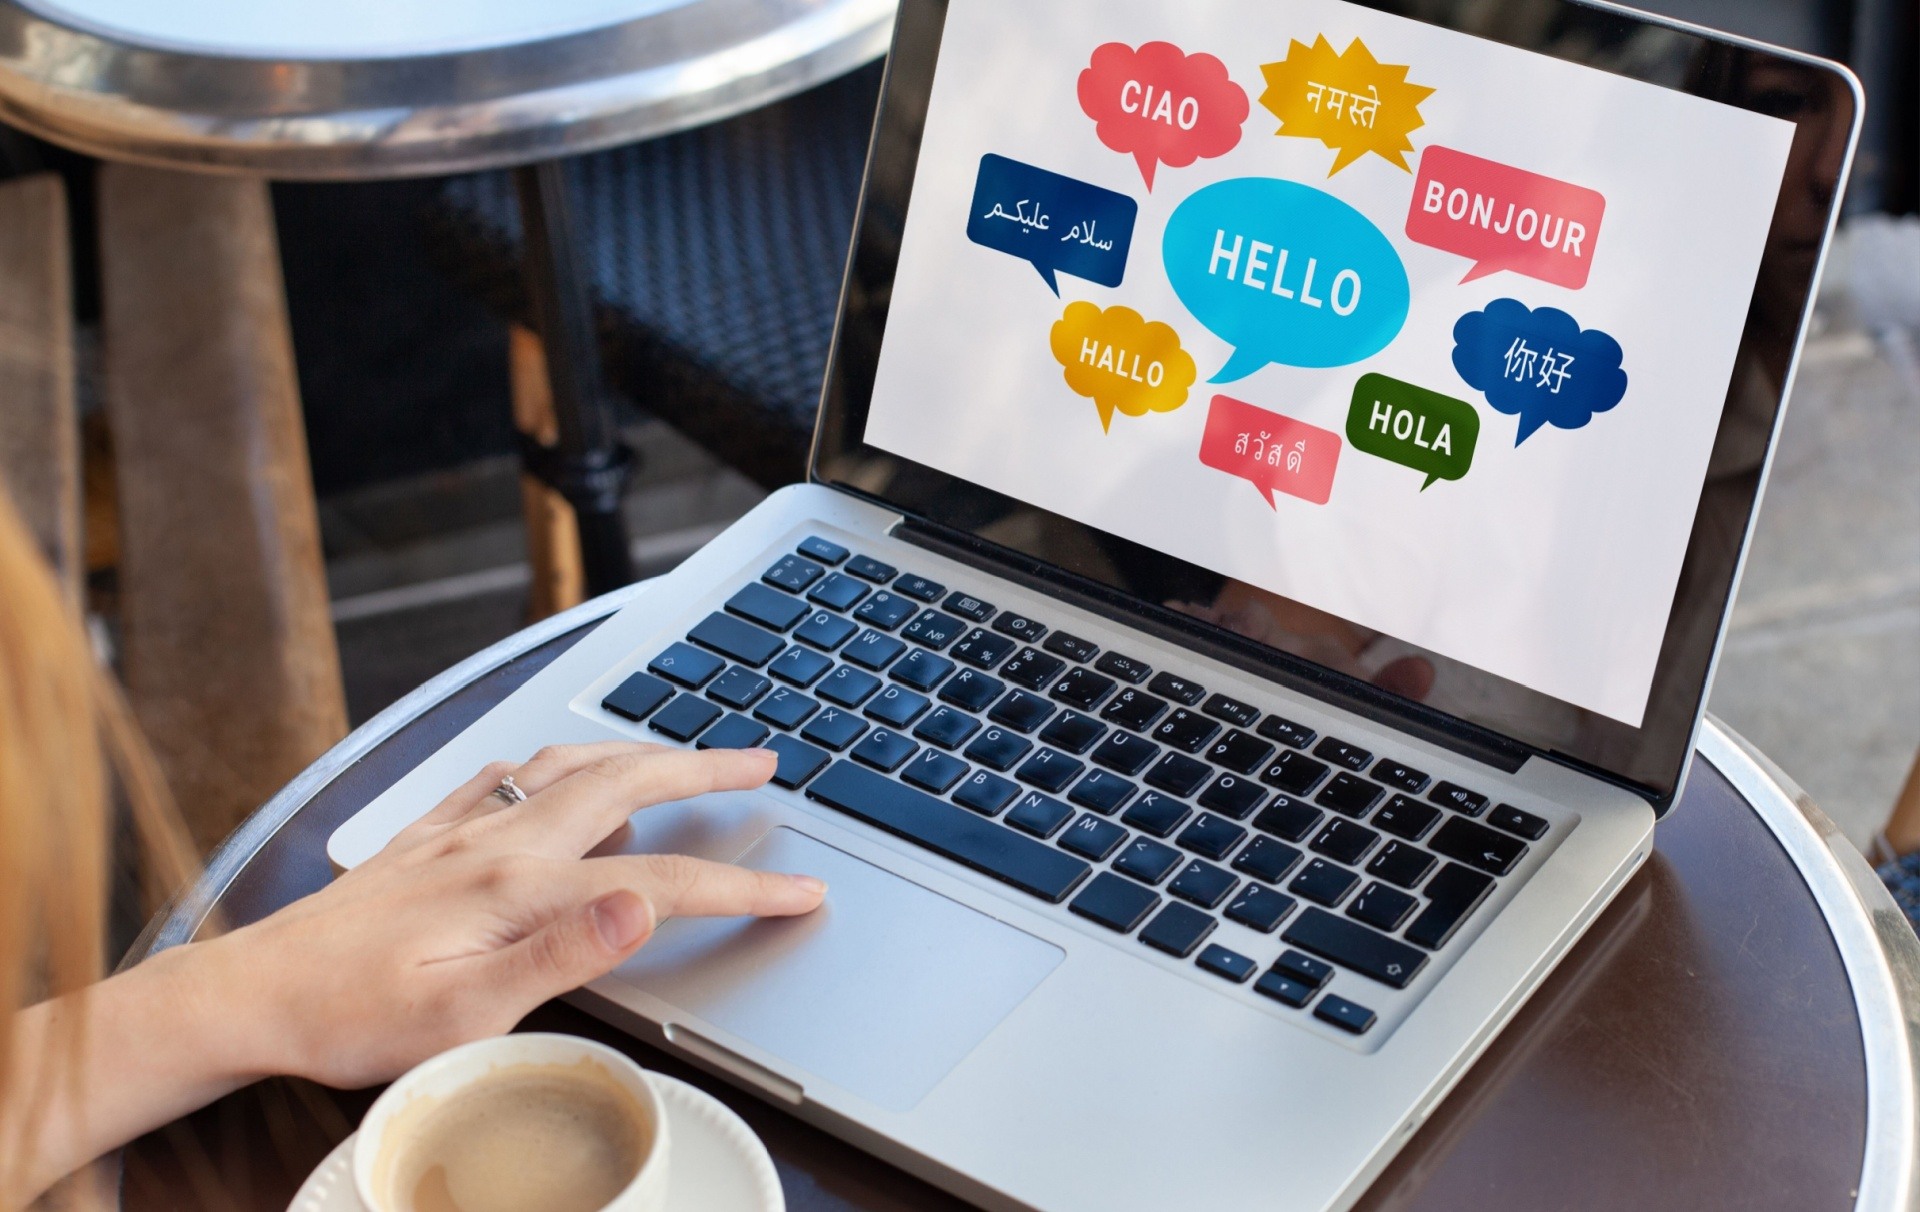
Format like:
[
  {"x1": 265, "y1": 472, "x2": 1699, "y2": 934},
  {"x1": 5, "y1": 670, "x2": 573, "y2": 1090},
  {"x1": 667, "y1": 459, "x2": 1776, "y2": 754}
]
[
  {"x1": 1259, "y1": 35, "x2": 1434, "y2": 175},
  {"x1": 1049, "y1": 301, "x2": 1197, "y2": 433}
]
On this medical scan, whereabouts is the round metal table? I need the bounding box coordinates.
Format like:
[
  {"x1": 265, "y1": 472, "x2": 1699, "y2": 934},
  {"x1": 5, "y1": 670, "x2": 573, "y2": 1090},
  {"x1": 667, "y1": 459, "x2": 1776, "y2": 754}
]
[{"x1": 117, "y1": 582, "x2": 1920, "y2": 1212}]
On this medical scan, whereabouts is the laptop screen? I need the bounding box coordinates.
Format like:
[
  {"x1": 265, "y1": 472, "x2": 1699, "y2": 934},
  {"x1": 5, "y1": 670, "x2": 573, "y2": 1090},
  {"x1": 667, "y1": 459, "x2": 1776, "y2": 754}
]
[{"x1": 816, "y1": 0, "x2": 1855, "y2": 806}]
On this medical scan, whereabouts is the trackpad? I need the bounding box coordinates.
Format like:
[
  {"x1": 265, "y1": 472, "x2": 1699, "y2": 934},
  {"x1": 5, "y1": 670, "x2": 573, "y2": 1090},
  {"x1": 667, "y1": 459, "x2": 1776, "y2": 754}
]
[{"x1": 617, "y1": 828, "x2": 1062, "y2": 1112}]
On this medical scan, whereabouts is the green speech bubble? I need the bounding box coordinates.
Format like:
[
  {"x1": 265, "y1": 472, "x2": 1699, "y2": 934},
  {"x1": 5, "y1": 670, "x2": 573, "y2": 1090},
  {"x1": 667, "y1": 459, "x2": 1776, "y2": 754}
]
[{"x1": 1346, "y1": 373, "x2": 1479, "y2": 490}]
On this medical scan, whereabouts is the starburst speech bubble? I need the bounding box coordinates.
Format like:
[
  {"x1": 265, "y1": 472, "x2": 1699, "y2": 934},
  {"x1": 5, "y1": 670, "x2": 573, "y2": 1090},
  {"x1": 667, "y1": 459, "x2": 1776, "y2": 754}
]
[{"x1": 1258, "y1": 35, "x2": 1435, "y2": 175}]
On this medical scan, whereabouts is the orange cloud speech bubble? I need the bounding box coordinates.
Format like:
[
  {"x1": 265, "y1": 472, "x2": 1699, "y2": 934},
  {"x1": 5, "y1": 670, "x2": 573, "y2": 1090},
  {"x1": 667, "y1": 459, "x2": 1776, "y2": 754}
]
[
  {"x1": 1048, "y1": 302, "x2": 1197, "y2": 432},
  {"x1": 1258, "y1": 35, "x2": 1434, "y2": 175}
]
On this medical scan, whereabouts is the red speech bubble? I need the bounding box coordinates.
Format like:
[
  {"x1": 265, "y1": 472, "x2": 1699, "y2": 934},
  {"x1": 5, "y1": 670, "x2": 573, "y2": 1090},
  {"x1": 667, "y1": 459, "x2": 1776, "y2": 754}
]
[
  {"x1": 1198, "y1": 395, "x2": 1341, "y2": 508},
  {"x1": 1405, "y1": 146, "x2": 1606, "y2": 289},
  {"x1": 1078, "y1": 41, "x2": 1249, "y2": 190}
]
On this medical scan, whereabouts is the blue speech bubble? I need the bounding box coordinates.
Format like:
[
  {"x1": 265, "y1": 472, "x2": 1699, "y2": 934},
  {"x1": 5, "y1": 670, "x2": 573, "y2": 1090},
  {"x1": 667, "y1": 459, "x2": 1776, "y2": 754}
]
[
  {"x1": 1162, "y1": 177, "x2": 1409, "y2": 382},
  {"x1": 966, "y1": 154, "x2": 1137, "y2": 295},
  {"x1": 1451, "y1": 298, "x2": 1628, "y2": 444}
]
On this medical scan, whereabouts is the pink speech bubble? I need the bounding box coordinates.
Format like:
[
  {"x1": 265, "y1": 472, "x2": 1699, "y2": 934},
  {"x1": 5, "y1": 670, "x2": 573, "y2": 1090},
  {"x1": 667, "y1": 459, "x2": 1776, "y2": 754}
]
[
  {"x1": 1198, "y1": 395, "x2": 1341, "y2": 508},
  {"x1": 1405, "y1": 146, "x2": 1606, "y2": 289},
  {"x1": 1078, "y1": 41, "x2": 1249, "y2": 191}
]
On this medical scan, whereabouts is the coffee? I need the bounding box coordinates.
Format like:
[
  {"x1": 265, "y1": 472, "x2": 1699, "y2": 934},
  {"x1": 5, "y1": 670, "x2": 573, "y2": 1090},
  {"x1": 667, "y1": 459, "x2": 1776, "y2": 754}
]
[{"x1": 372, "y1": 1058, "x2": 654, "y2": 1212}]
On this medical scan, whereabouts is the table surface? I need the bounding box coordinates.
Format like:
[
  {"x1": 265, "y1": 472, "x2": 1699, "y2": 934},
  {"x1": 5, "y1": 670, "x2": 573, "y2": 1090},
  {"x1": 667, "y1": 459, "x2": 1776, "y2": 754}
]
[
  {"x1": 118, "y1": 586, "x2": 1920, "y2": 1212},
  {"x1": 0, "y1": 0, "x2": 895, "y2": 177}
]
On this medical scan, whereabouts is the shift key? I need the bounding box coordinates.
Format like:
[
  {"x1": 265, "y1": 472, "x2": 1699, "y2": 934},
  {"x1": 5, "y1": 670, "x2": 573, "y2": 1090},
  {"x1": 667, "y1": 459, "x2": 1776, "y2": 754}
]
[{"x1": 1281, "y1": 908, "x2": 1428, "y2": 989}]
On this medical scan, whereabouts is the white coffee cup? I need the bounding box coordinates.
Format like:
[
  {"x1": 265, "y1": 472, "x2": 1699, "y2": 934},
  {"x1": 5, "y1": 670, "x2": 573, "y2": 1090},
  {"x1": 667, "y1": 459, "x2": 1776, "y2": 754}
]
[{"x1": 352, "y1": 1033, "x2": 672, "y2": 1212}]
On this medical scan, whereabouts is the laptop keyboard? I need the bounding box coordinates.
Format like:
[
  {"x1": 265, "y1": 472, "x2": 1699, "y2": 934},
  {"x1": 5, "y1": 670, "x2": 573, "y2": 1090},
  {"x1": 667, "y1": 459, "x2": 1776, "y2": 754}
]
[{"x1": 598, "y1": 535, "x2": 1555, "y2": 1038}]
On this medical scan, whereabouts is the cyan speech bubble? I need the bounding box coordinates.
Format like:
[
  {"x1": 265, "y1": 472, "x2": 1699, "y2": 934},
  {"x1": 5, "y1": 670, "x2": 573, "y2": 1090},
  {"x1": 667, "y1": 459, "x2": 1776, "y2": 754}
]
[
  {"x1": 1451, "y1": 298, "x2": 1627, "y2": 444},
  {"x1": 1163, "y1": 177, "x2": 1409, "y2": 381},
  {"x1": 966, "y1": 153, "x2": 1138, "y2": 295}
]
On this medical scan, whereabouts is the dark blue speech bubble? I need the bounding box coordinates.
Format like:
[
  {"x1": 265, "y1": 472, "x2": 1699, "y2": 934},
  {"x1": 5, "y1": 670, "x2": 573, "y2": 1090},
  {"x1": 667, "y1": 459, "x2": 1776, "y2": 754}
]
[
  {"x1": 966, "y1": 153, "x2": 1137, "y2": 295},
  {"x1": 1451, "y1": 298, "x2": 1627, "y2": 445}
]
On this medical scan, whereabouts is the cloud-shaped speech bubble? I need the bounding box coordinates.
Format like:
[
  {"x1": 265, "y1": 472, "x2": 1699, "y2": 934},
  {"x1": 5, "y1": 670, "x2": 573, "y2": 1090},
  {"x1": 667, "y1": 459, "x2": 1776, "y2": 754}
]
[
  {"x1": 1164, "y1": 177, "x2": 1409, "y2": 382},
  {"x1": 1198, "y1": 394, "x2": 1342, "y2": 508},
  {"x1": 1346, "y1": 373, "x2": 1480, "y2": 490},
  {"x1": 967, "y1": 154, "x2": 1139, "y2": 295},
  {"x1": 1452, "y1": 298, "x2": 1627, "y2": 445},
  {"x1": 1407, "y1": 146, "x2": 1607, "y2": 288},
  {"x1": 1049, "y1": 301, "x2": 1197, "y2": 432},
  {"x1": 1077, "y1": 41, "x2": 1250, "y2": 190},
  {"x1": 1259, "y1": 35, "x2": 1435, "y2": 175}
]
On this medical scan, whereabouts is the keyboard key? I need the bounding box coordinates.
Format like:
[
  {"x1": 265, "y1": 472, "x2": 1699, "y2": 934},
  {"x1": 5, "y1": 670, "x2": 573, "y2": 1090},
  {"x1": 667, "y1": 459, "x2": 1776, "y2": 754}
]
[
  {"x1": 1311, "y1": 818, "x2": 1381, "y2": 866},
  {"x1": 807, "y1": 762, "x2": 1091, "y2": 902},
  {"x1": 1059, "y1": 814, "x2": 1128, "y2": 861},
  {"x1": 1206, "y1": 730, "x2": 1274, "y2": 774},
  {"x1": 689, "y1": 613, "x2": 785, "y2": 668},
  {"x1": 1007, "y1": 791, "x2": 1075, "y2": 838},
  {"x1": 1069, "y1": 769, "x2": 1137, "y2": 815},
  {"x1": 794, "y1": 610, "x2": 859, "y2": 651},
  {"x1": 1070, "y1": 872, "x2": 1159, "y2": 933},
  {"x1": 846, "y1": 555, "x2": 896, "y2": 583},
  {"x1": 1371, "y1": 759, "x2": 1430, "y2": 794},
  {"x1": 648, "y1": 694, "x2": 722, "y2": 742},
  {"x1": 807, "y1": 572, "x2": 869, "y2": 611},
  {"x1": 1274, "y1": 950, "x2": 1335, "y2": 989},
  {"x1": 1043, "y1": 632, "x2": 1099, "y2": 663},
  {"x1": 1404, "y1": 863, "x2": 1495, "y2": 949},
  {"x1": 754, "y1": 686, "x2": 821, "y2": 730},
  {"x1": 953, "y1": 770, "x2": 1020, "y2": 815},
  {"x1": 1145, "y1": 753, "x2": 1211, "y2": 799},
  {"x1": 797, "y1": 536, "x2": 848, "y2": 565},
  {"x1": 1313, "y1": 736, "x2": 1373, "y2": 772},
  {"x1": 1148, "y1": 672, "x2": 1207, "y2": 705},
  {"x1": 1283, "y1": 908, "x2": 1428, "y2": 989},
  {"x1": 851, "y1": 728, "x2": 917, "y2": 773},
  {"x1": 1429, "y1": 816, "x2": 1528, "y2": 876},
  {"x1": 1254, "y1": 795, "x2": 1322, "y2": 842},
  {"x1": 1040, "y1": 711, "x2": 1108, "y2": 755},
  {"x1": 1374, "y1": 795, "x2": 1443, "y2": 841},
  {"x1": 991, "y1": 612, "x2": 1047, "y2": 643},
  {"x1": 913, "y1": 706, "x2": 980, "y2": 750},
  {"x1": 1100, "y1": 687, "x2": 1169, "y2": 732},
  {"x1": 950, "y1": 628, "x2": 1016, "y2": 670},
  {"x1": 1489, "y1": 803, "x2": 1550, "y2": 841},
  {"x1": 1094, "y1": 651, "x2": 1152, "y2": 684},
  {"x1": 901, "y1": 749, "x2": 969, "y2": 795},
  {"x1": 1120, "y1": 792, "x2": 1191, "y2": 839},
  {"x1": 1015, "y1": 748, "x2": 1084, "y2": 793},
  {"x1": 1114, "y1": 837, "x2": 1182, "y2": 885},
  {"x1": 707, "y1": 666, "x2": 772, "y2": 709},
  {"x1": 1232, "y1": 836, "x2": 1303, "y2": 884},
  {"x1": 902, "y1": 609, "x2": 966, "y2": 649},
  {"x1": 894, "y1": 575, "x2": 946, "y2": 603},
  {"x1": 1153, "y1": 709, "x2": 1221, "y2": 754},
  {"x1": 963, "y1": 726, "x2": 1032, "y2": 771},
  {"x1": 1429, "y1": 780, "x2": 1490, "y2": 816},
  {"x1": 944, "y1": 591, "x2": 995, "y2": 622},
  {"x1": 697, "y1": 713, "x2": 771, "y2": 751},
  {"x1": 1089, "y1": 730, "x2": 1158, "y2": 775},
  {"x1": 1314, "y1": 994, "x2": 1377, "y2": 1035},
  {"x1": 764, "y1": 554, "x2": 827, "y2": 593},
  {"x1": 726, "y1": 582, "x2": 809, "y2": 632},
  {"x1": 1196, "y1": 944, "x2": 1257, "y2": 984},
  {"x1": 1050, "y1": 667, "x2": 1117, "y2": 711},
  {"x1": 1256, "y1": 714, "x2": 1317, "y2": 749},
  {"x1": 649, "y1": 642, "x2": 725, "y2": 688},
  {"x1": 602, "y1": 672, "x2": 674, "y2": 722},
  {"x1": 866, "y1": 685, "x2": 931, "y2": 728},
  {"x1": 1260, "y1": 750, "x2": 1330, "y2": 795},
  {"x1": 854, "y1": 592, "x2": 916, "y2": 631},
  {"x1": 817, "y1": 665, "x2": 882, "y2": 708},
  {"x1": 1169, "y1": 860, "x2": 1237, "y2": 909},
  {"x1": 1289, "y1": 860, "x2": 1359, "y2": 907},
  {"x1": 1226, "y1": 885, "x2": 1296, "y2": 933},
  {"x1": 764, "y1": 734, "x2": 829, "y2": 788},
  {"x1": 843, "y1": 629, "x2": 907, "y2": 670},
  {"x1": 1254, "y1": 971, "x2": 1316, "y2": 1007},
  {"x1": 1316, "y1": 773, "x2": 1385, "y2": 818},
  {"x1": 1202, "y1": 694, "x2": 1260, "y2": 728},
  {"x1": 1139, "y1": 903, "x2": 1217, "y2": 958},
  {"x1": 799, "y1": 706, "x2": 866, "y2": 750},
  {"x1": 988, "y1": 689, "x2": 1055, "y2": 732},
  {"x1": 1177, "y1": 813, "x2": 1247, "y2": 861},
  {"x1": 1348, "y1": 883, "x2": 1418, "y2": 932},
  {"x1": 1198, "y1": 773, "x2": 1267, "y2": 820},
  {"x1": 1367, "y1": 841, "x2": 1437, "y2": 890},
  {"x1": 769, "y1": 646, "x2": 833, "y2": 687},
  {"x1": 938, "y1": 668, "x2": 1005, "y2": 712},
  {"x1": 1001, "y1": 648, "x2": 1066, "y2": 690},
  {"x1": 892, "y1": 648, "x2": 955, "y2": 691}
]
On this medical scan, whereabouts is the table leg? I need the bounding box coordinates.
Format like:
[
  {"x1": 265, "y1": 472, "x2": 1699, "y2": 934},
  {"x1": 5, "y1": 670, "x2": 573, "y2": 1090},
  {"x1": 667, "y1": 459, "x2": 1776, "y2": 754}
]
[
  {"x1": 513, "y1": 162, "x2": 637, "y2": 598},
  {"x1": 509, "y1": 323, "x2": 587, "y2": 618},
  {"x1": 0, "y1": 172, "x2": 79, "y2": 600}
]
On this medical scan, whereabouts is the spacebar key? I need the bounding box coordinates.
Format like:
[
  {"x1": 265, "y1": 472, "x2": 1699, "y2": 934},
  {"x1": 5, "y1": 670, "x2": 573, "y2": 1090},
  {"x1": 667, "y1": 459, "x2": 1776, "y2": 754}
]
[
  {"x1": 1282, "y1": 908, "x2": 1429, "y2": 989},
  {"x1": 808, "y1": 761, "x2": 1092, "y2": 903}
]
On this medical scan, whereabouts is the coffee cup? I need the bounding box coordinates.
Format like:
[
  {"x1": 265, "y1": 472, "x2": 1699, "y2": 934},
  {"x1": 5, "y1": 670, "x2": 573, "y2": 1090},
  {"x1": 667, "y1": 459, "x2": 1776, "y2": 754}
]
[{"x1": 352, "y1": 1033, "x2": 671, "y2": 1212}]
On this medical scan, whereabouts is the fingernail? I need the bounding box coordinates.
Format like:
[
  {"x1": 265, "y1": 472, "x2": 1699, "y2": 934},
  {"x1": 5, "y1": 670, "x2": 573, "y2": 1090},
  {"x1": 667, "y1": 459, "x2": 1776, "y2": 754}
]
[
  {"x1": 593, "y1": 891, "x2": 651, "y2": 950},
  {"x1": 793, "y1": 875, "x2": 827, "y2": 896}
]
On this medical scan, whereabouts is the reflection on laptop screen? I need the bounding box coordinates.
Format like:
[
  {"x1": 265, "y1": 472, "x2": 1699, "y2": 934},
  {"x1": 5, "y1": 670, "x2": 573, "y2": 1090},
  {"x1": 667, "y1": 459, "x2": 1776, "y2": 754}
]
[{"x1": 859, "y1": 0, "x2": 1796, "y2": 730}]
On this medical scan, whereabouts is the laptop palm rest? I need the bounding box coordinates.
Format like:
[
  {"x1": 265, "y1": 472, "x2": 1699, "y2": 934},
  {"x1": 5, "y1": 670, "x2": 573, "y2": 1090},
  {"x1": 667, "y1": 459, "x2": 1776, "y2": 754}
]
[{"x1": 616, "y1": 825, "x2": 1064, "y2": 1112}]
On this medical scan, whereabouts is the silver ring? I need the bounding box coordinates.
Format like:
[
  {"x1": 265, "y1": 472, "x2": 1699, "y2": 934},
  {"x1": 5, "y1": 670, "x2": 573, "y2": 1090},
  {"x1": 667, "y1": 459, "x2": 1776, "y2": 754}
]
[{"x1": 488, "y1": 775, "x2": 528, "y2": 806}]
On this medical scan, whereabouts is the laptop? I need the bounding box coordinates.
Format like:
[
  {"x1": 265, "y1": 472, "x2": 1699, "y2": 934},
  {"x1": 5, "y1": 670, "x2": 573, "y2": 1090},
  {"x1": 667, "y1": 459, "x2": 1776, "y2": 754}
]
[{"x1": 331, "y1": 1, "x2": 1857, "y2": 1206}]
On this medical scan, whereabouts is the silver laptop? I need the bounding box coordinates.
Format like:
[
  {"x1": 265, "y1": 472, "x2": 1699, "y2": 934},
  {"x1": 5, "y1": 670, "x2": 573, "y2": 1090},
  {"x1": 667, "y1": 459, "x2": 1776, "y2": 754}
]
[{"x1": 331, "y1": 2, "x2": 1857, "y2": 1206}]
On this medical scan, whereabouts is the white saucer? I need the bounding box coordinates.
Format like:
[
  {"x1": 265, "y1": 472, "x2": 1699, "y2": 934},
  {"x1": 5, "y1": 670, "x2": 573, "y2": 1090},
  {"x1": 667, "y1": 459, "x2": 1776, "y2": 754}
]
[{"x1": 290, "y1": 1071, "x2": 784, "y2": 1212}]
